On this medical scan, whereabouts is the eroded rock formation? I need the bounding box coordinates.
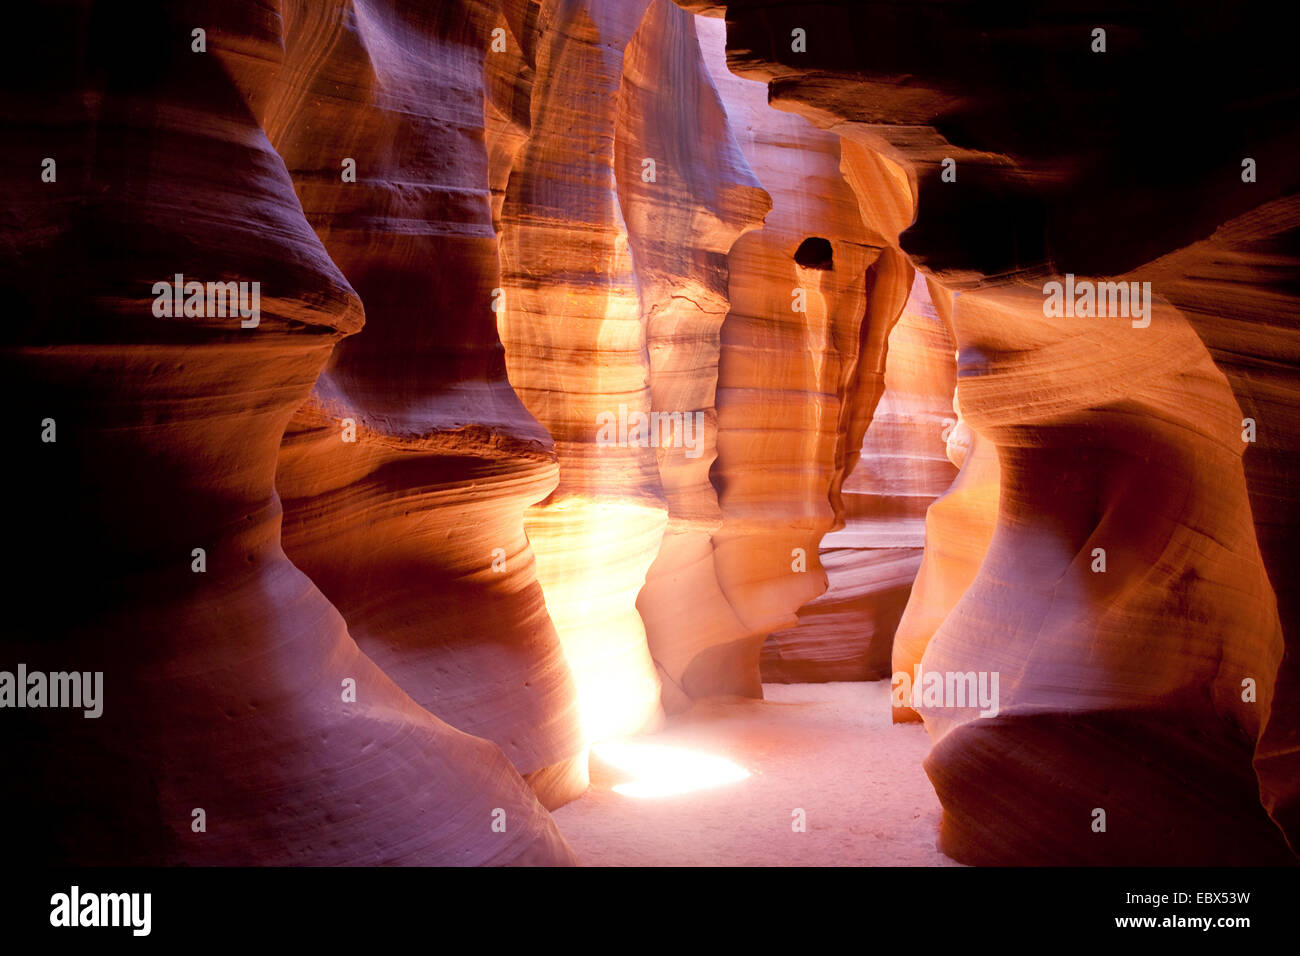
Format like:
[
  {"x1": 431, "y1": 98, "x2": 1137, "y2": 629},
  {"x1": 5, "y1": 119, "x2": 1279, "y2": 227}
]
[
  {"x1": 679, "y1": 16, "x2": 915, "y2": 699},
  {"x1": 620, "y1": 1, "x2": 773, "y2": 715},
  {"x1": 266, "y1": 0, "x2": 587, "y2": 809},
  {"x1": 491, "y1": 0, "x2": 893, "y2": 723},
  {"x1": 687, "y1": 0, "x2": 1300, "y2": 864},
  {"x1": 2, "y1": 0, "x2": 573, "y2": 865},
  {"x1": 494, "y1": 0, "x2": 671, "y2": 742},
  {"x1": 6, "y1": 0, "x2": 1296, "y2": 869},
  {"x1": 765, "y1": 274, "x2": 957, "y2": 682}
]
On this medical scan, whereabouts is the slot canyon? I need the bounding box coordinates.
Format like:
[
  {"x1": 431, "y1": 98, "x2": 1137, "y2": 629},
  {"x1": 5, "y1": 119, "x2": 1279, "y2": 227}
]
[{"x1": 2, "y1": 0, "x2": 1297, "y2": 870}]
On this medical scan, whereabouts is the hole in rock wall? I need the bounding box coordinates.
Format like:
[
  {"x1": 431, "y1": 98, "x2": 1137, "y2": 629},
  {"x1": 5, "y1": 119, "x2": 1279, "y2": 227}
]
[
  {"x1": 794, "y1": 236, "x2": 834, "y2": 270},
  {"x1": 762, "y1": 273, "x2": 959, "y2": 684}
]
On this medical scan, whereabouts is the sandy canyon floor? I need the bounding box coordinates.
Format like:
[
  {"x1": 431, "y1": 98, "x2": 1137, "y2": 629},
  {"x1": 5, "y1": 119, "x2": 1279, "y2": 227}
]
[{"x1": 552, "y1": 681, "x2": 960, "y2": 866}]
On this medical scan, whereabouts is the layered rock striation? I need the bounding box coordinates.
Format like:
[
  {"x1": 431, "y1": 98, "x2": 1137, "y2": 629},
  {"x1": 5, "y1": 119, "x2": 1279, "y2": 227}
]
[
  {"x1": 267, "y1": 0, "x2": 587, "y2": 809},
  {"x1": 765, "y1": 273, "x2": 957, "y2": 682},
  {"x1": 6, "y1": 0, "x2": 1295, "y2": 869},
  {"x1": 682, "y1": 16, "x2": 916, "y2": 699},
  {"x1": 683, "y1": 0, "x2": 1300, "y2": 863},
  {"x1": 1, "y1": 0, "x2": 574, "y2": 864}
]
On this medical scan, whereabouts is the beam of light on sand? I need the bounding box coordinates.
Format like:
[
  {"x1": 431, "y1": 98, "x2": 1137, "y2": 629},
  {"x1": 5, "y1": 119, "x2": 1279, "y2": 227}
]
[{"x1": 592, "y1": 741, "x2": 751, "y2": 798}]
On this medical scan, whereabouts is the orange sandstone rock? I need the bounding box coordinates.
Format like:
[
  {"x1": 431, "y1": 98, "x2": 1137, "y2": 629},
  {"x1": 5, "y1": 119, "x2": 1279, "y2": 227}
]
[
  {"x1": 767, "y1": 274, "x2": 957, "y2": 682},
  {"x1": 266, "y1": 0, "x2": 587, "y2": 809},
  {"x1": 1, "y1": 0, "x2": 574, "y2": 864}
]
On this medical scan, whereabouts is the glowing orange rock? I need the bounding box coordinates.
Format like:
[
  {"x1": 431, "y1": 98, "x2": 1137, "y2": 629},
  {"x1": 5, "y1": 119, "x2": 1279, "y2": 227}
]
[{"x1": 0, "y1": 0, "x2": 574, "y2": 864}]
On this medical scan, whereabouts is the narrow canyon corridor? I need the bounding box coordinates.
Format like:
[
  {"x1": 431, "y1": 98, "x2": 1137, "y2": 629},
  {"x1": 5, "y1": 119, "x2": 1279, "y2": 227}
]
[{"x1": 3, "y1": 0, "x2": 1299, "y2": 893}]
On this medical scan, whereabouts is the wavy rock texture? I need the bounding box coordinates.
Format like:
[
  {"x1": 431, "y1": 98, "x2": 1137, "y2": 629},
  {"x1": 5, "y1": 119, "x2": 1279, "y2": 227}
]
[
  {"x1": 265, "y1": 0, "x2": 587, "y2": 809},
  {"x1": 0, "y1": 0, "x2": 573, "y2": 864},
  {"x1": 683, "y1": 16, "x2": 915, "y2": 699},
  {"x1": 919, "y1": 286, "x2": 1289, "y2": 864},
  {"x1": 699, "y1": 0, "x2": 1300, "y2": 282},
  {"x1": 8, "y1": 0, "x2": 1296, "y2": 869},
  {"x1": 686, "y1": 0, "x2": 1300, "y2": 863},
  {"x1": 891, "y1": 314, "x2": 1001, "y2": 724},
  {"x1": 765, "y1": 274, "x2": 957, "y2": 682},
  {"x1": 617, "y1": 1, "x2": 772, "y2": 712},
  {"x1": 494, "y1": 0, "x2": 671, "y2": 742},
  {"x1": 1134, "y1": 197, "x2": 1300, "y2": 845},
  {"x1": 492, "y1": 2, "x2": 917, "y2": 717}
]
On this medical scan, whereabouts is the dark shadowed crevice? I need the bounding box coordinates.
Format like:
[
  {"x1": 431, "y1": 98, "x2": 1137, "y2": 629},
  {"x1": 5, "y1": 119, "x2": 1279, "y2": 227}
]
[{"x1": 794, "y1": 236, "x2": 834, "y2": 269}]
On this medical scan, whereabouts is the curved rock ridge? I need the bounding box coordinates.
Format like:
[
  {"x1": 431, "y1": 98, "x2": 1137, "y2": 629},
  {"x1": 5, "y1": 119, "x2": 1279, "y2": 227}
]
[
  {"x1": 674, "y1": 15, "x2": 917, "y2": 699},
  {"x1": 1131, "y1": 196, "x2": 1300, "y2": 848},
  {"x1": 690, "y1": 0, "x2": 1300, "y2": 284},
  {"x1": 1, "y1": 0, "x2": 574, "y2": 864},
  {"x1": 765, "y1": 273, "x2": 957, "y2": 683},
  {"x1": 891, "y1": 290, "x2": 1001, "y2": 724},
  {"x1": 265, "y1": 0, "x2": 587, "y2": 809},
  {"x1": 495, "y1": 0, "x2": 671, "y2": 741},
  {"x1": 916, "y1": 287, "x2": 1289, "y2": 865},
  {"x1": 616, "y1": 0, "x2": 773, "y2": 710},
  {"x1": 683, "y1": 0, "x2": 1300, "y2": 862},
  {"x1": 888, "y1": 283, "x2": 1289, "y2": 863},
  {"x1": 491, "y1": 1, "x2": 910, "y2": 716},
  {"x1": 8, "y1": 0, "x2": 1296, "y2": 869}
]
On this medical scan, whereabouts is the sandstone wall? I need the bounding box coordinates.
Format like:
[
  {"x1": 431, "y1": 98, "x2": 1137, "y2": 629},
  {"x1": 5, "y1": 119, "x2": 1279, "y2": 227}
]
[{"x1": 683, "y1": 0, "x2": 1300, "y2": 863}]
